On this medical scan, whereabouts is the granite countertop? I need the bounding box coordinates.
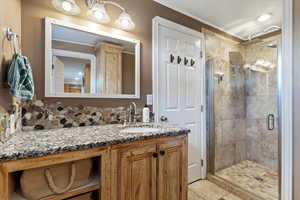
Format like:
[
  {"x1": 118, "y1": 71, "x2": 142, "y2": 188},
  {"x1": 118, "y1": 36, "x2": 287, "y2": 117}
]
[{"x1": 0, "y1": 123, "x2": 190, "y2": 162}]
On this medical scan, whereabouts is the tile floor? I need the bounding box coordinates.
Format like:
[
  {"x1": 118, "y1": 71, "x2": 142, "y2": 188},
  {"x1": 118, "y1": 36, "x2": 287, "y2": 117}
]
[
  {"x1": 188, "y1": 180, "x2": 243, "y2": 200},
  {"x1": 216, "y1": 160, "x2": 278, "y2": 200}
]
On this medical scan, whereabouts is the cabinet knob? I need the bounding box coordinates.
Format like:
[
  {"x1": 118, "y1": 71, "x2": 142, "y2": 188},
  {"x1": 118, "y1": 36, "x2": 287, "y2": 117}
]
[
  {"x1": 152, "y1": 152, "x2": 159, "y2": 158},
  {"x1": 159, "y1": 150, "x2": 166, "y2": 156}
]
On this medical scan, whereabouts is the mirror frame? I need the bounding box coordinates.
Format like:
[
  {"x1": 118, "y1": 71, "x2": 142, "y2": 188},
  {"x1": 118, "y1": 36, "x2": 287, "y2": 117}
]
[{"x1": 45, "y1": 17, "x2": 141, "y2": 99}]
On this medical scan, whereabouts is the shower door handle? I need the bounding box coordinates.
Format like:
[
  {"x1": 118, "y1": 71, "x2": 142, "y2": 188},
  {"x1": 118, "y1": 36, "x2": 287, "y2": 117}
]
[{"x1": 267, "y1": 114, "x2": 275, "y2": 130}]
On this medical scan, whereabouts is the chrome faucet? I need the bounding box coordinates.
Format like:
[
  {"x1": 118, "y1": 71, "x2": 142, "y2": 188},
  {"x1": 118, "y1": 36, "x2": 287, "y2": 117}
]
[{"x1": 128, "y1": 102, "x2": 137, "y2": 123}]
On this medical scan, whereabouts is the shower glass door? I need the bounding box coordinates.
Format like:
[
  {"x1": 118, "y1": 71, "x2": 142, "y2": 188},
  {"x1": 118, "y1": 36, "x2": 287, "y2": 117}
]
[{"x1": 206, "y1": 35, "x2": 280, "y2": 200}]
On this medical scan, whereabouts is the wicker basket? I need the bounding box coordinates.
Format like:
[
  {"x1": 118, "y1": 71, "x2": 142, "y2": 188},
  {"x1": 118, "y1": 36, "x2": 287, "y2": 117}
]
[{"x1": 20, "y1": 159, "x2": 93, "y2": 200}]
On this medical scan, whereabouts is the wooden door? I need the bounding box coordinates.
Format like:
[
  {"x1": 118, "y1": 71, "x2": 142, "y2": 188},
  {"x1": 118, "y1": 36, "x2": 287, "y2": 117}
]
[
  {"x1": 157, "y1": 138, "x2": 187, "y2": 200},
  {"x1": 111, "y1": 144, "x2": 157, "y2": 200}
]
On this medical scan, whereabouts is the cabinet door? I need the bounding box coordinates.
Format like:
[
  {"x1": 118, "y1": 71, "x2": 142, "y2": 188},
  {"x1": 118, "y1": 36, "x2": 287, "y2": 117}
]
[
  {"x1": 111, "y1": 144, "x2": 157, "y2": 200},
  {"x1": 157, "y1": 137, "x2": 188, "y2": 200}
]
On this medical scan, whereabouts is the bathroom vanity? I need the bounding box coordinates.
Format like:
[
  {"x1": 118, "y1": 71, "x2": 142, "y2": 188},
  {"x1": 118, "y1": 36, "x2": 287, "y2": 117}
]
[{"x1": 0, "y1": 124, "x2": 189, "y2": 200}]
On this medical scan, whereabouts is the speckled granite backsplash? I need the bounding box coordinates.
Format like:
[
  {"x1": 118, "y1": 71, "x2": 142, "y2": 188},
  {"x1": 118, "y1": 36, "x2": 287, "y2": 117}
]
[{"x1": 21, "y1": 100, "x2": 142, "y2": 131}]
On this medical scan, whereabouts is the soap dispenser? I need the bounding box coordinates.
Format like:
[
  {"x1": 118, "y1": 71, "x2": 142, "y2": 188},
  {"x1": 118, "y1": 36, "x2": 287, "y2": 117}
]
[{"x1": 142, "y1": 104, "x2": 150, "y2": 123}]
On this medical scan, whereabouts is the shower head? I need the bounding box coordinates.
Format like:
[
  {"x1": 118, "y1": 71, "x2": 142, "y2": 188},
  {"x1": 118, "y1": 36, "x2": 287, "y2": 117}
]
[{"x1": 247, "y1": 26, "x2": 281, "y2": 41}]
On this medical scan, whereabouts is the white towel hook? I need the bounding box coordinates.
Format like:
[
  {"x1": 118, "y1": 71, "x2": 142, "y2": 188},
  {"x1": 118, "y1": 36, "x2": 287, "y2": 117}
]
[{"x1": 5, "y1": 28, "x2": 18, "y2": 41}]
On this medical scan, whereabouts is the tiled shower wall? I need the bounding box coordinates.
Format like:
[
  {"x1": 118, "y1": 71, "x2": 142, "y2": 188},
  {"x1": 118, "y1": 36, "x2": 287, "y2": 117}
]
[
  {"x1": 244, "y1": 40, "x2": 279, "y2": 170},
  {"x1": 205, "y1": 29, "x2": 279, "y2": 171},
  {"x1": 204, "y1": 29, "x2": 247, "y2": 171}
]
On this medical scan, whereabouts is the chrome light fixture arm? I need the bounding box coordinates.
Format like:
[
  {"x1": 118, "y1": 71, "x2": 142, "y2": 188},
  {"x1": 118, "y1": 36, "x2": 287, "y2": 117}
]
[
  {"x1": 86, "y1": 0, "x2": 126, "y2": 12},
  {"x1": 86, "y1": 0, "x2": 97, "y2": 9}
]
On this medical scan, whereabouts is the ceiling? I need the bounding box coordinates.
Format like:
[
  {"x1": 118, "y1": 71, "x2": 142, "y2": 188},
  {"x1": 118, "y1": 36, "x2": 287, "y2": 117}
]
[
  {"x1": 154, "y1": 0, "x2": 282, "y2": 40},
  {"x1": 52, "y1": 24, "x2": 136, "y2": 52}
]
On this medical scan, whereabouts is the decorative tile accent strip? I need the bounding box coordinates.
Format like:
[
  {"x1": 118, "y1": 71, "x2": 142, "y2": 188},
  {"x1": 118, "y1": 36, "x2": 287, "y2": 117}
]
[
  {"x1": 0, "y1": 99, "x2": 22, "y2": 143},
  {"x1": 21, "y1": 100, "x2": 142, "y2": 131}
]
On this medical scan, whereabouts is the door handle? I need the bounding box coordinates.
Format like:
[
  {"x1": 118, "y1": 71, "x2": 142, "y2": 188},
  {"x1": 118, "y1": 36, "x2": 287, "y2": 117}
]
[
  {"x1": 159, "y1": 150, "x2": 166, "y2": 156},
  {"x1": 267, "y1": 114, "x2": 275, "y2": 130},
  {"x1": 160, "y1": 116, "x2": 168, "y2": 122}
]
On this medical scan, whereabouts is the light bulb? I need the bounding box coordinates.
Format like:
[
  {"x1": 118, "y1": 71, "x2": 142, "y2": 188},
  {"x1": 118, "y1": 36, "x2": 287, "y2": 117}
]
[
  {"x1": 94, "y1": 10, "x2": 104, "y2": 21},
  {"x1": 115, "y1": 11, "x2": 135, "y2": 30},
  {"x1": 120, "y1": 19, "x2": 130, "y2": 27},
  {"x1": 88, "y1": 3, "x2": 110, "y2": 23},
  {"x1": 52, "y1": 0, "x2": 81, "y2": 15},
  {"x1": 257, "y1": 13, "x2": 272, "y2": 22},
  {"x1": 62, "y1": 0, "x2": 73, "y2": 12}
]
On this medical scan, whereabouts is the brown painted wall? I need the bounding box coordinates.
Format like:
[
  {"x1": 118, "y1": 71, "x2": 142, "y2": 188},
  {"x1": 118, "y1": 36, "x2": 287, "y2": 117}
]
[
  {"x1": 293, "y1": 0, "x2": 300, "y2": 198},
  {"x1": 0, "y1": 0, "x2": 21, "y2": 111},
  {"x1": 21, "y1": 0, "x2": 240, "y2": 107}
]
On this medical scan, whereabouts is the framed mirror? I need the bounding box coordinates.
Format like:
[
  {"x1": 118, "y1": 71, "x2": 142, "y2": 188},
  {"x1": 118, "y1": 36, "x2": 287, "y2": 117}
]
[{"x1": 45, "y1": 18, "x2": 140, "y2": 98}]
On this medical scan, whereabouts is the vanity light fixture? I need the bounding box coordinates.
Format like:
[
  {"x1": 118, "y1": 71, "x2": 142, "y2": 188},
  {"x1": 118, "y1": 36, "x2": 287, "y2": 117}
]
[
  {"x1": 86, "y1": 0, "x2": 135, "y2": 30},
  {"x1": 52, "y1": 0, "x2": 81, "y2": 15},
  {"x1": 257, "y1": 13, "x2": 272, "y2": 22},
  {"x1": 52, "y1": 0, "x2": 135, "y2": 30},
  {"x1": 87, "y1": 3, "x2": 111, "y2": 23},
  {"x1": 115, "y1": 11, "x2": 135, "y2": 30}
]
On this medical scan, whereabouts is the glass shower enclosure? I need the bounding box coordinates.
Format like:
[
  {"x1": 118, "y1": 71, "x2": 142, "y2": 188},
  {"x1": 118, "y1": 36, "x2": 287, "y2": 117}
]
[{"x1": 206, "y1": 38, "x2": 280, "y2": 200}]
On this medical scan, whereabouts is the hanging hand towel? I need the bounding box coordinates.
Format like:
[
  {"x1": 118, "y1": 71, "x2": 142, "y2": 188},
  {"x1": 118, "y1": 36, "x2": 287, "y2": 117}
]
[{"x1": 7, "y1": 54, "x2": 34, "y2": 100}]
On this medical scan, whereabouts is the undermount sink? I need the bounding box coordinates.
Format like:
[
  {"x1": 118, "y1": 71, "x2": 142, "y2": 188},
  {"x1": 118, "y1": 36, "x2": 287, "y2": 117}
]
[
  {"x1": 120, "y1": 124, "x2": 162, "y2": 134},
  {"x1": 121, "y1": 127, "x2": 161, "y2": 134}
]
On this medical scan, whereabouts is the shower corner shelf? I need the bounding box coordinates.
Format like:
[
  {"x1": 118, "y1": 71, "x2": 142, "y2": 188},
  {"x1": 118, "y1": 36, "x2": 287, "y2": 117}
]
[{"x1": 12, "y1": 175, "x2": 100, "y2": 200}]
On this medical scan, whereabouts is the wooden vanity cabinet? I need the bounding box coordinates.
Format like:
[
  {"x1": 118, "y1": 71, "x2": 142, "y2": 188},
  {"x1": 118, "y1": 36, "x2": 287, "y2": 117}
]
[
  {"x1": 0, "y1": 147, "x2": 111, "y2": 200},
  {"x1": 0, "y1": 134, "x2": 187, "y2": 200},
  {"x1": 157, "y1": 138, "x2": 187, "y2": 200},
  {"x1": 111, "y1": 135, "x2": 188, "y2": 200}
]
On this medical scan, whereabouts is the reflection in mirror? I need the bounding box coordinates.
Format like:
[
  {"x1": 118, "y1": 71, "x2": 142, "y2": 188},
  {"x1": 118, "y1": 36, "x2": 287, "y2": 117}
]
[
  {"x1": 52, "y1": 50, "x2": 96, "y2": 94},
  {"x1": 46, "y1": 19, "x2": 140, "y2": 98}
]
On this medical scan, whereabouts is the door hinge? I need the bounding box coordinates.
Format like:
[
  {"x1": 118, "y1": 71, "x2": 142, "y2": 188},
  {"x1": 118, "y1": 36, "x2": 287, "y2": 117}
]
[
  {"x1": 201, "y1": 159, "x2": 204, "y2": 167},
  {"x1": 201, "y1": 105, "x2": 204, "y2": 112},
  {"x1": 52, "y1": 64, "x2": 55, "y2": 70},
  {"x1": 200, "y1": 51, "x2": 203, "y2": 58}
]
